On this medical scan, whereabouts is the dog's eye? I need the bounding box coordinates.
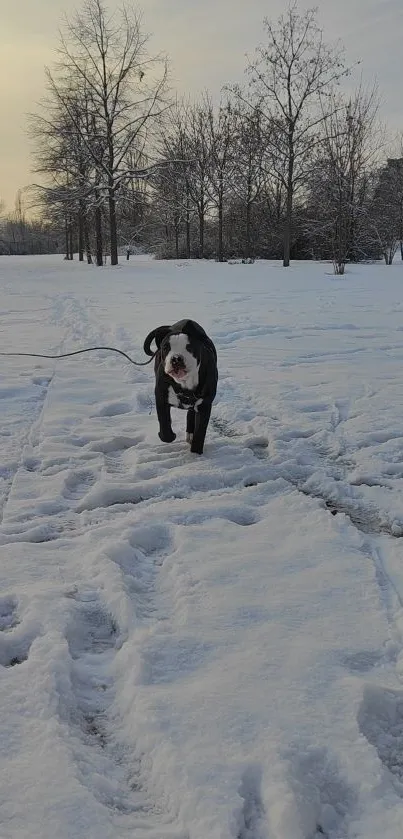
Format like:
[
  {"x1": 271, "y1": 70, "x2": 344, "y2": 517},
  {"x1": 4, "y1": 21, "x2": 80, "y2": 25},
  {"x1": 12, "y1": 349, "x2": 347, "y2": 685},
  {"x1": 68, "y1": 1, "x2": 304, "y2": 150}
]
[{"x1": 187, "y1": 342, "x2": 198, "y2": 358}]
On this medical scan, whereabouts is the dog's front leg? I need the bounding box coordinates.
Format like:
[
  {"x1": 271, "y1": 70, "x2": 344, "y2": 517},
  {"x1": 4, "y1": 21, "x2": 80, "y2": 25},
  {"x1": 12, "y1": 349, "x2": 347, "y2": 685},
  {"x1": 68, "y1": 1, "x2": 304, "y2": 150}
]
[
  {"x1": 190, "y1": 403, "x2": 212, "y2": 454},
  {"x1": 186, "y1": 408, "x2": 195, "y2": 444},
  {"x1": 156, "y1": 393, "x2": 176, "y2": 443}
]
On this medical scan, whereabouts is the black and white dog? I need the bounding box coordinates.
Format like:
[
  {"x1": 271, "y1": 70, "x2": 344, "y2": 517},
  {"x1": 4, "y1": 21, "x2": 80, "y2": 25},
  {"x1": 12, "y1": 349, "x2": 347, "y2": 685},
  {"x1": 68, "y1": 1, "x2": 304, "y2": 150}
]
[{"x1": 143, "y1": 319, "x2": 217, "y2": 454}]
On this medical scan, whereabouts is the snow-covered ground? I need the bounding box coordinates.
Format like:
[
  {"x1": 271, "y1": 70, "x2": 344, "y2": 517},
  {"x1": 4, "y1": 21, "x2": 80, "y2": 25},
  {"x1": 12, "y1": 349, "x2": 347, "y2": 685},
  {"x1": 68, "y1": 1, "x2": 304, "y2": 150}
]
[{"x1": 1, "y1": 254, "x2": 403, "y2": 839}]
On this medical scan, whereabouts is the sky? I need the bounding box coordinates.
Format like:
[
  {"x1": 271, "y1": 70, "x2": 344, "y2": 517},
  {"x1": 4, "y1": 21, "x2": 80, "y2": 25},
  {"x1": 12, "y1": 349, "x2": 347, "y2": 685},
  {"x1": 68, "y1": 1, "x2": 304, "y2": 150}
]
[{"x1": 0, "y1": 0, "x2": 402, "y2": 214}]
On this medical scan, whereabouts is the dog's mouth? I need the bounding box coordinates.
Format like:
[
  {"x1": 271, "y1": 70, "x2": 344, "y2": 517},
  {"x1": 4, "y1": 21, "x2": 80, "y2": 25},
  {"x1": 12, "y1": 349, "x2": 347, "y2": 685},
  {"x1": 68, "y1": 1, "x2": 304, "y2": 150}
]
[{"x1": 167, "y1": 365, "x2": 187, "y2": 380}]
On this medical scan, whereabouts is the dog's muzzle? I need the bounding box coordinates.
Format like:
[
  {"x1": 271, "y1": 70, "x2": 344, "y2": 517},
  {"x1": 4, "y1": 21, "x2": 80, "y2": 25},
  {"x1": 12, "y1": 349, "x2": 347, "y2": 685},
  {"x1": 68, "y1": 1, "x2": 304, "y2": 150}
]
[{"x1": 167, "y1": 354, "x2": 187, "y2": 379}]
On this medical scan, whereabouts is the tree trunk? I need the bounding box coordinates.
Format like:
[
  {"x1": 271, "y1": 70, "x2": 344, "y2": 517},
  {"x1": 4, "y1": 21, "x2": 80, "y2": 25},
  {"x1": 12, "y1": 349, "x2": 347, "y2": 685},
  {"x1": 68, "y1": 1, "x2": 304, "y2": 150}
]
[
  {"x1": 68, "y1": 225, "x2": 74, "y2": 260},
  {"x1": 64, "y1": 216, "x2": 69, "y2": 260},
  {"x1": 175, "y1": 219, "x2": 179, "y2": 259},
  {"x1": 199, "y1": 210, "x2": 204, "y2": 258},
  {"x1": 283, "y1": 215, "x2": 291, "y2": 267},
  {"x1": 78, "y1": 208, "x2": 84, "y2": 261},
  {"x1": 217, "y1": 188, "x2": 224, "y2": 262},
  {"x1": 94, "y1": 200, "x2": 103, "y2": 267},
  {"x1": 84, "y1": 214, "x2": 92, "y2": 264},
  {"x1": 246, "y1": 199, "x2": 251, "y2": 260},
  {"x1": 108, "y1": 183, "x2": 118, "y2": 266},
  {"x1": 186, "y1": 187, "x2": 191, "y2": 259},
  {"x1": 283, "y1": 162, "x2": 294, "y2": 267}
]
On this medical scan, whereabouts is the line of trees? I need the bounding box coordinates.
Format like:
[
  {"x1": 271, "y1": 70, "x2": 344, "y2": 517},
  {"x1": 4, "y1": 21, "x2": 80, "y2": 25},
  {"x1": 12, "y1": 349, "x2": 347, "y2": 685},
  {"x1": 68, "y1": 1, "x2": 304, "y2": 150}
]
[
  {"x1": 0, "y1": 192, "x2": 59, "y2": 255},
  {"x1": 2, "y1": 0, "x2": 402, "y2": 272}
]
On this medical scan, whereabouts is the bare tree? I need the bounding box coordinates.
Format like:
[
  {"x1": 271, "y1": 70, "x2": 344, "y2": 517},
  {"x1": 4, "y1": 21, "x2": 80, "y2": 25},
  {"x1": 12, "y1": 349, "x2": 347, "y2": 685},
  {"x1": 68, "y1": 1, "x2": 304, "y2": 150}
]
[
  {"x1": 148, "y1": 101, "x2": 196, "y2": 258},
  {"x1": 244, "y1": 2, "x2": 352, "y2": 266},
  {"x1": 119, "y1": 146, "x2": 149, "y2": 254},
  {"x1": 369, "y1": 157, "x2": 403, "y2": 264},
  {"x1": 46, "y1": 0, "x2": 170, "y2": 265},
  {"x1": 386, "y1": 135, "x2": 403, "y2": 260},
  {"x1": 229, "y1": 106, "x2": 268, "y2": 259},
  {"x1": 204, "y1": 94, "x2": 237, "y2": 262},
  {"x1": 0, "y1": 192, "x2": 60, "y2": 256},
  {"x1": 306, "y1": 85, "x2": 381, "y2": 273},
  {"x1": 29, "y1": 85, "x2": 95, "y2": 262},
  {"x1": 166, "y1": 101, "x2": 199, "y2": 258},
  {"x1": 184, "y1": 100, "x2": 213, "y2": 258}
]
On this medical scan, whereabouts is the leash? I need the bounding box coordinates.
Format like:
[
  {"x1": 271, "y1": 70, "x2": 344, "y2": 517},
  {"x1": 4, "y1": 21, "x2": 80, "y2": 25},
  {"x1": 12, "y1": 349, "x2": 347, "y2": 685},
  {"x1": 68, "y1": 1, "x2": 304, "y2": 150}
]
[{"x1": 0, "y1": 346, "x2": 156, "y2": 366}]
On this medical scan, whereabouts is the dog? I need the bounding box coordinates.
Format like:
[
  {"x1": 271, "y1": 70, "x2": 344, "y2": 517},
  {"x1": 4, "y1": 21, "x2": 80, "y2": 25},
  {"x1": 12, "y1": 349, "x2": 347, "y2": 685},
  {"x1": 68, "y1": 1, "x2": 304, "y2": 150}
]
[{"x1": 143, "y1": 319, "x2": 217, "y2": 455}]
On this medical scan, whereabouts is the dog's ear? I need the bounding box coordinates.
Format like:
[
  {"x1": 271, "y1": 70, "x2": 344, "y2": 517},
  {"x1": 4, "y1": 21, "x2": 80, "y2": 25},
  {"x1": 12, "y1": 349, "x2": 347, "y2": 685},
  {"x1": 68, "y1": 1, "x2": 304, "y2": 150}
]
[
  {"x1": 143, "y1": 325, "x2": 171, "y2": 356},
  {"x1": 183, "y1": 320, "x2": 217, "y2": 363},
  {"x1": 181, "y1": 320, "x2": 208, "y2": 342}
]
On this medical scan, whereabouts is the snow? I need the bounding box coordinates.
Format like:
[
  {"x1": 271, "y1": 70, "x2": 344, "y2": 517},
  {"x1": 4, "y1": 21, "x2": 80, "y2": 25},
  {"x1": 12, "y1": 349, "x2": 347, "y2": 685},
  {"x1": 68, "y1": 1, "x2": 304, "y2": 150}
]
[{"x1": 1, "y1": 254, "x2": 403, "y2": 838}]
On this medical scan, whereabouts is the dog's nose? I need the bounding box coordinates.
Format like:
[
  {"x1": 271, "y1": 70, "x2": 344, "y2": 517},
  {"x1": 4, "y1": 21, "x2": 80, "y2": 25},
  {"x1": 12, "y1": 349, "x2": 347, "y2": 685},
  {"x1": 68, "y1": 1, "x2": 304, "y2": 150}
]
[{"x1": 171, "y1": 354, "x2": 184, "y2": 366}]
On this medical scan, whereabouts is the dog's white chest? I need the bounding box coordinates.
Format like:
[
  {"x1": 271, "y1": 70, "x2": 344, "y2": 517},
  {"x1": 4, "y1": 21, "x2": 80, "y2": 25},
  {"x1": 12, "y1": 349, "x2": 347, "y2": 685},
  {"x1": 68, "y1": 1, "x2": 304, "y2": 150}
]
[
  {"x1": 168, "y1": 386, "x2": 181, "y2": 408},
  {"x1": 168, "y1": 385, "x2": 201, "y2": 411},
  {"x1": 176, "y1": 368, "x2": 199, "y2": 391}
]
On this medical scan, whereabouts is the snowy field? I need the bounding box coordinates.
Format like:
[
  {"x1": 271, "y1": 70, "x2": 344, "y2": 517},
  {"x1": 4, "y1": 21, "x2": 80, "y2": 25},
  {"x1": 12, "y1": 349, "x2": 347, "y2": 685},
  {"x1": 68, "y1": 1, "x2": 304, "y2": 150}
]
[{"x1": 1, "y1": 254, "x2": 403, "y2": 839}]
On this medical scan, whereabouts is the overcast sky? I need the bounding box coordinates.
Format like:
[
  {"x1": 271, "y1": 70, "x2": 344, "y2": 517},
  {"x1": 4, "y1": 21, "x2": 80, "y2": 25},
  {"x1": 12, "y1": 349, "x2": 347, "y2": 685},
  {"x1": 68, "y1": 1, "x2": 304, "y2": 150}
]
[{"x1": 0, "y1": 0, "x2": 402, "y2": 213}]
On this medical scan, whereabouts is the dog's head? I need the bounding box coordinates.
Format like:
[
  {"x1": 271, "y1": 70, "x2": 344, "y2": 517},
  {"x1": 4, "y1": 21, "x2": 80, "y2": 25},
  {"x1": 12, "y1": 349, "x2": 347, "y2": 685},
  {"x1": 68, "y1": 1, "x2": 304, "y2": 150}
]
[
  {"x1": 162, "y1": 331, "x2": 201, "y2": 384},
  {"x1": 144, "y1": 319, "x2": 215, "y2": 386}
]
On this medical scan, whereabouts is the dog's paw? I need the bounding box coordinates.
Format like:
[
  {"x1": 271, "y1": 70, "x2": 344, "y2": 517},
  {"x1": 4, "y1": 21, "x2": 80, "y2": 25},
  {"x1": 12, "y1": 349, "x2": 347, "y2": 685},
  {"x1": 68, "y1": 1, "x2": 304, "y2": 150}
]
[
  {"x1": 158, "y1": 430, "x2": 176, "y2": 443},
  {"x1": 190, "y1": 442, "x2": 204, "y2": 455}
]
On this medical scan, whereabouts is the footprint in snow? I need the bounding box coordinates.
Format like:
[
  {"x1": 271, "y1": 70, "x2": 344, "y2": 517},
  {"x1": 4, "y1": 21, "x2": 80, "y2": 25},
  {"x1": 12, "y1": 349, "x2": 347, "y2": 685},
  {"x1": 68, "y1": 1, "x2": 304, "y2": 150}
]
[
  {"x1": 65, "y1": 589, "x2": 119, "y2": 657},
  {"x1": 285, "y1": 745, "x2": 355, "y2": 838},
  {"x1": 32, "y1": 375, "x2": 52, "y2": 387},
  {"x1": 0, "y1": 600, "x2": 35, "y2": 668},
  {"x1": 237, "y1": 765, "x2": 266, "y2": 839},
  {"x1": 23, "y1": 456, "x2": 41, "y2": 473},
  {"x1": 92, "y1": 401, "x2": 133, "y2": 418},
  {"x1": 62, "y1": 469, "x2": 97, "y2": 501},
  {"x1": 128, "y1": 522, "x2": 173, "y2": 557},
  {"x1": 342, "y1": 649, "x2": 383, "y2": 673},
  {"x1": 89, "y1": 434, "x2": 144, "y2": 454},
  {"x1": 0, "y1": 595, "x2": 19, "y2": 632},
  {"x1": 358, "y1": 684, "x2": 403, "y2": 786},
  {"x1": 171, "y1": 504, "x2": 259, "y2": 527}
]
